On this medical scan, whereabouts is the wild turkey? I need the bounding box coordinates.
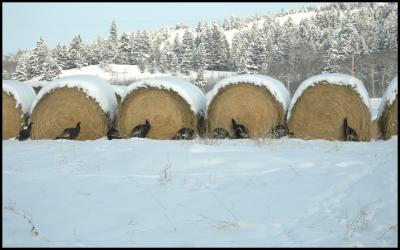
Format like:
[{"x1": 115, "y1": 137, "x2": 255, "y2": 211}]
[
  {"x1": 107, "y1": 127, "x2": 122, "y2": 140},
  {"x1": 172, "y1": 128, "x2": 194, "y2": 140},
  {"x1": 231, "y1": 119, "x2": 250, "y2": 139},
  {"x1": 131, "y1": 119, "x2": 150, "y2": 138},
  {"x1": 343, "y1": 117, "x2": 359, "y2": 141},
  {"x1": 268, "y1": 124, "x2": 289, "y2": 139},
  {"x1": 17, "y1": 122, "x2": 33, "y2": 141},
  {"x1": 56, "y1": 122, "x2": 81, "y2": 140},
  {"x1": 211, "y1": 127, "x2": 231, "y2": 139}
]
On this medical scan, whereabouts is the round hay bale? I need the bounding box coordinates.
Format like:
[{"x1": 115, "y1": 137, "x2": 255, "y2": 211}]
[
  {"x1": 377, "y1": 76, "x2": 398, "y2": 140},
  {"x1": 206, "y1": 74, "x2": 290, "y2": 138},
  {"x1": 30, "y1": 75, "x2": 117, "y2": 140},
  {"x1": 118, "y1": 77, "x2": 205, "y2": 139},
  {"x1": 2, "y1": 80, "x2": 36, "y2": 139},
  {"x1": 370, "y1": 119, "x2": 382, "y2": 140},
  {"x1": 287, "y1": 73, "x2": 371, "y2": 141}
]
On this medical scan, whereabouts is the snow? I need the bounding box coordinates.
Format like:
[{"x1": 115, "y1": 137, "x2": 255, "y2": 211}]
[
  {"x1": 376, "y1": 76, "x2": 398, "y2": 120},
  {"x1": 111, "y1": 85, "x2": 127, "y2": 97},
  {"x1": 3, "y1": 137, "x2": 397, "y2": 247},
  {"x1": 29, "y1": 75, "x2": 117, "y2": 120},
  {"x1": 206, "y1": 74, "x2": 290, "y2": 114},
  {"x1": 57, "y1": 64, "x2": 237, "y2": 88},
  {"x1": 370, "y1": 98, "x2": 382, "y2": 121},
  {"x1": 287, "y1": 73, "x2": 371, "y2": 120},
  {"x1": 275, "y1": 11, "x2": 316, "y2": 25},
  {"x1": 122, "y1": 77, "x2": 206, "y2": 115},
  {"x1": 2, "y1": 80, "x2": 36, "y2": 114},
  {"x1": 23, "y1": 80, "x2": 49, "y2": 88}
]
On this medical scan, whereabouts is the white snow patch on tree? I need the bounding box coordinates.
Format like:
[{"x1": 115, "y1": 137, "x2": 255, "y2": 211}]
[
  {"x1": 3, "y1": 80, "x2": 36, "y2": 114},
  {"x1": 29, "y1": 75, "x2": 117, "y2": 120},
  {"x1": 287, "y1": 73, "x2": 371, "y2": 120},
  {"x1": 376, "y1": 76, "x2": 398, "y2": 120},
  {"x1": 206, "y1": 74, "x2": 291, "y2": 114},
  {"x1": 122, "y1": 77, "x2": 206, "y2": 115}
]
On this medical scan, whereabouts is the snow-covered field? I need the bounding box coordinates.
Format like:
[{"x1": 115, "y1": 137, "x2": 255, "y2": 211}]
[{"x1": 3, "y1": 136, "x2": 398, "y2": 247}]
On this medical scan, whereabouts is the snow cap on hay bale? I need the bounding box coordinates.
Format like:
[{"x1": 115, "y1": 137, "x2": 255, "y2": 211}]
[
  {"x1": 2, "y1": 80, "x2": 36, "y2": 139},
  {"x1": 30, "y1": 75, "x2": 117, "y2": 140},
  {"x1": 287, "y1": 73, "x2": 371, "y2": 141},
  {"x1": 206, "y1": 74, "x2": 290, "y2": 138},
  {"x1": 376, "y1": 76, "x2": 397, "y2": 140},
  {"x1": 118, "y1": 77, "x2": 206, "y2": 139},
  {"x1": 24, "y1": 80, "x2": 48, "y2": 94}
]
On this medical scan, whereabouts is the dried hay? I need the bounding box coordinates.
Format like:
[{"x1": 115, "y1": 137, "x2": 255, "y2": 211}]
[
  {"x1": 288, "y1": 83, "x2": 371, "y2": 141},
  {"x1": 2, "y1": 92, "x2": 28, "y2": 139},
  {"x1": 31, "y1": 87, "x2": 112, "y2": 140},
  {"x1": 379, "y1": 96, "x2": 398, "y2": 140},
  {"x1": 207, "y1": 83, "x2": 286, "y2": 138},
  {"x1": 370, "y1": 119, "x2": 382, "y2": 140},
  {"x1": 118, "y1": 87, "x2": 199, "y2": 139}
]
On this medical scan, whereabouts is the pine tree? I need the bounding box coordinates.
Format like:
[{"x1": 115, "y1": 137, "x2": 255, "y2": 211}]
[
  {"x1": 54, "y1": 43, "x2": 69, "y2": 69},
  {"x1": 66, "y1": 35, "x2": 86, "y2": 69},
  {"x1": 118, "y1": 32, "x2": 131, "y2": 64},
  {"x1": 15, "y1": 52, "x2": 32, "y2": 81},
  {"x1": 28, "y1": 37, "x2": 49, "y2": 78},
  {"x1": 40, "y1": 55, "x2": 61, "y2": 81},
  {"x1": 109, "y1": 20, "x2": 119, "y2": 63}
]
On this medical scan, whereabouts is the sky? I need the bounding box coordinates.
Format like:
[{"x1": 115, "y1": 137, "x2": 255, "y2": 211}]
[{"x1": 2, "y1": 2, "x2": 327, "y2": 55}]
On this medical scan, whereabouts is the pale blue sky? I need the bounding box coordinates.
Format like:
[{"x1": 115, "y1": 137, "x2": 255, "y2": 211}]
[{"x1": 3, "y1": 2, "x2": 327, "y2": 55}]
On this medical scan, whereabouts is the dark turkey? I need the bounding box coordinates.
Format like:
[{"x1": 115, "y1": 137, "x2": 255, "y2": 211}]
[
  {"x1": 211, "y1": 127, "x2": 231, "y2": 139},
  {"x1": 268, "y1": 124, "x2": 289, "y2": 139},
  {"x1": 17, "y1": 122, "x2": 33, "y2": 141},
  {"x1": 56, "y1": 122, "x2": 81, "y2": 140},
  {"x1": 343, "y1": 117, "x2": 359, "y2": 141},
  {"x1": 231, "y1": 119, "x2": 249, "y2": 139},
  {"x1": 172, "y1": 127, "x2": 194, "y2": 140},
  {"x1": 107, "y1": 127, "x2": 122, "y2": 140},
  {"x1": 131, "y1": 119, "x2": 150, "y2": 138}
]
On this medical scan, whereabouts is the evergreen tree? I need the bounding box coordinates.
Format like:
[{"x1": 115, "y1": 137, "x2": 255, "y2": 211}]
[
  {"x1": 40, "y1": 55, "x2": 61, "y2": 81},
  {"x1": 15, "y1": 52, "x2": 32, "y2": 81},
  {"x1": 66, "y1": 35, "x2": 86, "y2": 69},
  {"x1": 54, "y1": 43, "x2": 69, "y2": 69},
  {"x1": 118, "y1": 32, "x2": 131, "y2": 64}
]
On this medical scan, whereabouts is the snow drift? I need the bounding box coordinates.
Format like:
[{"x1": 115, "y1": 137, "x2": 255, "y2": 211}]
[
  {"x1": 118, "y1": 77, "x2": 206, "y2": 139},
  {"x1": 30, "y1": 75, "x2": 117, "y2": 140},
  {"x1": 2, "y1": 80, "x2": 36, "y2": 139},
  {"x1": 287, "y1": 73, "x2": 371, "y2": 141},
  {"x1": 206, "y1": 74, "x2": 290, "y2": 139}
]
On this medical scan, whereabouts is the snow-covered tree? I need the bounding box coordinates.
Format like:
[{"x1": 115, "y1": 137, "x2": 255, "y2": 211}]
[
  {"x1": 65, "y1": 35, "x2": 86, "y2": 69},
  {"x1": 40, "y1": 55, "x2": 61, "y2": 81},
  {"x1": 117, "y1": 32, "x2": 131, "y2": 64},
  {"x1": 15, "y1": 52, "x2": 32, "y2": 81}
]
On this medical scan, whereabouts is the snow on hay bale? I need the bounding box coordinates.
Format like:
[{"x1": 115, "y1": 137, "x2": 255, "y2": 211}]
[
  {"x1": 2, "y1": 80, "x2": 36, "y2": 139},
  {"x1": 24, "y1": 80, "x2": 48, "y2": 94},
  {"x1": 287, "y1": 73, "x2": 371, "y2": 141},
  {"x1": 30, "y1": 75, "x2": 117, "y2": 140},
  {"x1": 206, "y1": 74, "x2": 290, "y2": 138},
  {"x1": 376, "y1": 76, "x2": 398, "y2": 140},
  {"x1": 118, "y1": 77, "x2": 206, "y2": 139}
]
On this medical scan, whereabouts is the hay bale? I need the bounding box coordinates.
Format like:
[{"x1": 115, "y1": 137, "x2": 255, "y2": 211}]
[
  {"x1": 2, "y1": 80, "x2": 36, "y2": 139},
  {"x1": 30, "y1": 75, "x2": 117, "y2": 140},
  {"x1": 377, "y1": 76, "x2": 398, "y2": 140},
  {"x1": 370, "y1": 119, "x2": 382, "y2": 139},
  {"x1": 206, "y1": 74, "x2": 290, "y2": 138},
  {"x1": 287, "y1": 73, "x2": 371, "y2": 141},
  {"x1": 118, "y1": 77, "x2": 205, "y2": 139}
]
